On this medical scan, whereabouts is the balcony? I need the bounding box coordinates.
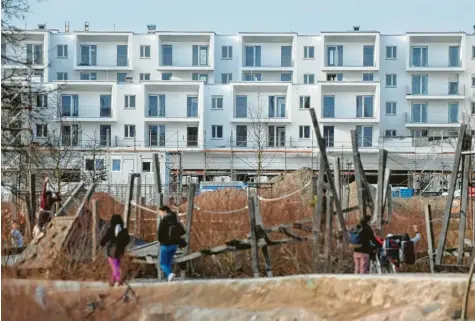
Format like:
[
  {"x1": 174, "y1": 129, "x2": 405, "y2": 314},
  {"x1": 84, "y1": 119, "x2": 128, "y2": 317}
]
[
  {"x1": 405, "y1": 84, "x2": 465, "y2": 100},
  {"x1": 157, "y1": 32, "x2": 214, "y2": 71},
  {"x1": 57, "y1": 104, "x2": 113, "y2": 122},
  {"x1": 320, "y1": 113, "x2": 378, "y2": 124},
  {"x1": 404, "y1": 112, "x2": 461, "y2": 128},
  {"x1": 74, "y1": 32, "x2": 132, "y2": 71}
]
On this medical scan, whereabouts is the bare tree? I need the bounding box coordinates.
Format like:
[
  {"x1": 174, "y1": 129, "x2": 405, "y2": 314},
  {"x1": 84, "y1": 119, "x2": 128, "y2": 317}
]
[{"x1": 81, "y1": 129, "x2": 109, "y2": 184}]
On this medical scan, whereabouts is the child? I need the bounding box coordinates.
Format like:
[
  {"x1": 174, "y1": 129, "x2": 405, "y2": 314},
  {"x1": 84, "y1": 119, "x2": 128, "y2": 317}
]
[
  {"x1": 10, "y1": 222, "x2": 23, "y2": 248},
  {"x1": 100, "y1": 214, "x2": 130, "y2": 286}
]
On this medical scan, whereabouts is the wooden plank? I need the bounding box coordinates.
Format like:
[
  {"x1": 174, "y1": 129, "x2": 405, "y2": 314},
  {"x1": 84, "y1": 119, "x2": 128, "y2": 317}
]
[
  {"x1": 333, "y1": 157, "x2": 342, "y2": 232},
  {"x1": 351, "y1": 131, "x2": 366, "y2": 221},
  {"x1": 350, "y1": 130, "x2": 374, "y2": 213},
  {"x1": 137, "y1": 197, "x2": 145, "y2": 238},
  {"x1": 435, "y1": 124, "x2": 467, "y2": 265},
  {"x1": 386, "y1": 185, "x2": 393, "y2": 224},
  {"x1": 55, "y1": 182, "x2": 85, "y2": 217},
  {"x1": 134, "y1": 175, "x2": 142, "y2": 235},
  {"x1": 313, "y1": 162, "x2": 324, "y2": 272},
  {"x1": 92, "y1": 199, "x2": 99, "y2": 262},
  {"x1": 325, "y1": 194, "x2": 333, "y2": 273},
  {"x1": 75, "y1": 184, "x2": 96, "y2": 218},
  {"x1": 309, "y1": 109, "x2": 348, "y2": 243},
  {"x1": 424, "y1": 204, "x2": 435, "y2": 273},
  {"x1": 458, "y1": 150, "x2": 471, "y2": 265},
  {"x1": 248, "y1": 191, "x2": 260, "y2": 278},
  {"x1": 261, "y1": 246, "x2": 273, "y2": 277},
  {"x1": 183, "y1": 183, "x2": 196, "y2": 255},
  {"x1": 373, "y1": 149, "x2": 388, "y2": 230},
  {"x1": 123, "y1": 173, "x2": 135, "y2": 229},
  {"x1": 153, "y1": 153, "x2": 164, "y2": 209},
  {"x1": 461, "y1": 256, "x2": 475, "y2": 320},
  {"x1": 25, "y1": 173, "x2": 35, "y2": 241},
  {"x1": 382, "y1": 168, "x2": 391, "y2": 210}
]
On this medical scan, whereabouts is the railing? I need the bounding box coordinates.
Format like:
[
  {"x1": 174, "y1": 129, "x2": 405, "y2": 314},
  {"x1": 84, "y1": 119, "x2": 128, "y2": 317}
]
[
  {"x1": 58, "y1": 105, "x2": 113, "y2": 118},
  {"x1": 77, "y1": 58, "x2": 130, "y2": 67},
  {"x1": 186, "y1": 135, "x2": 198, "y2": 147},
  {"x1": 321, "y1": 111, "x2": 376, "y2": 119},
  {"x1": 324, "y1": 62, "x2": 376, "y2": 67},
  {"x1": 243, "y1": 62, "x2": 294, "y2": 68},
  {"x1": 409, "y1": 61, "x2": 462, "y2": 68},
  {"x1": 404, "y1": 111, "x2": 460, "y2": 124},
  {"x1": 405, "y1": 84, "x2": 465, "y2": 96}
]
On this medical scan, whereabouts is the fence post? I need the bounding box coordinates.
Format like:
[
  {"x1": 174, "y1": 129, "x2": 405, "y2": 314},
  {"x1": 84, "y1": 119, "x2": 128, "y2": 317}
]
[
  {"x1": 92, "y1": 199, "x2": 100, "y2": 262},
  {"x1": 424, "y1": 204, "x2": 435, "y2": 273},
  {"x1": 248, "y1": 190, "x2": 260, "y2": 278}
]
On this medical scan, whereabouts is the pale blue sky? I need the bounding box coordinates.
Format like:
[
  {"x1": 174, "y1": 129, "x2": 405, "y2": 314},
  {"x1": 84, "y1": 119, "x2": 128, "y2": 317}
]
[{"x1": 17, "y1": 0, "x2": 475, "y2": 34}]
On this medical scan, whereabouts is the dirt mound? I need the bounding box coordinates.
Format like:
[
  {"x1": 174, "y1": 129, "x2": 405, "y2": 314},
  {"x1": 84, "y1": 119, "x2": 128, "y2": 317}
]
[
  {"x1": 267, "y1": 167, "x2": 314, "y2": 203},
  {"x1": 91, "y1": 192, "x2": 125, "y2": 220}
]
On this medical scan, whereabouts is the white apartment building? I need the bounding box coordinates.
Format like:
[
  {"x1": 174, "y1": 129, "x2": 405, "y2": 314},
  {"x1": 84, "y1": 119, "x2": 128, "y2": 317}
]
[{"x1": 2, "y1": 23, "x2": 475, "y2": 190}]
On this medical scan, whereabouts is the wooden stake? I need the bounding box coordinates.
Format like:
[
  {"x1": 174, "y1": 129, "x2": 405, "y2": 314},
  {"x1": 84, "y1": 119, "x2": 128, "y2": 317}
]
[
  {"x1": 137, "y1": 197, "x2": 145, "y2": 239},
  {"x1": 458, "y1": 152, "x2": 471, "y2": 265},
  {"x1": 123, "y1": 173, "x2": 136, "y2": 229},
  {"x1": 350, "y1": 130, "x2": 374, "y2": 212},
  {"x1": 153, "y1": 154, "x2": 164, "y2": 281},
  {"x1": 309, "y1": 109, "x2": 348, "y2": 243},
  {"x1": 374, "y1": 149, "x2": 388, "y2": 230},
  {"x1": 261, "y1": 246, "x2": 273, "y2": 277},
  {"x1": 436, "y1": 124, "x2": 467, "y2": 265},
  {"x1": 325, "y1": 194, "x2": 333, "y2": 273},
  {"x1": 313, "y1": 160, "x2": 325, "y2": 272},
  {"x1": 183, "y1": 183, "x2": 196, "y2": 255},
  {"x1": 386, "y1": 184, "x2": 393, "y2": 224},
  {"x1": 424, "y1": 204, "x2": 436, "y2": 273},
  {"x1": 461, "y1": 255, "x2": 475, "y2": 320},
  {"x1": 248, "y1": 191, "x2": 260, "y2": 278},
  {"x1": 92, "y1": 199, "x2": 100, "y2": 262},
  {"x1": 134, "y1": 175, "x2": 142, "y2": 235},
  {"x1": 25, "y1": 173, "x2": 35, "y2": 241}
]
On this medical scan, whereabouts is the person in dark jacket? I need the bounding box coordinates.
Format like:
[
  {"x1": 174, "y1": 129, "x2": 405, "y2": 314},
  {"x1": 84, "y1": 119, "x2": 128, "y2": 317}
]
[
  {"x1": 157, "y1": 206, "x2": 185, "y2": 282},
  {"x1": 353, "y1": 215, "x2": 381, "y2": 274},
  {"x1": 100, "y1": 214, "x2": 130, "y2": 286}
]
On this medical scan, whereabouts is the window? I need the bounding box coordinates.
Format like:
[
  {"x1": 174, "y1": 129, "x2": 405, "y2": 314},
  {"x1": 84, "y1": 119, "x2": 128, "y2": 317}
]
[
  {"x1": 211, "y1": 125, "x2": 223, "y2": 139},
  {"x1": 327, "y1": 45, "x2": 343, "y2": 66},
  {"x1": 411, "y1": 74, "x2": 428, "y2": 95},
  {"x1": 140, "y1": 73, "x2": 150, "y2": 81},
  {"x1": 221, "y1": 73, "x2": 232, "y2": 84},
  {"x1": 363, "y1": 45, "x2": 374, "y2": 67},
  {"x1": 244, "y1": 73, "x2": 261, "y2": 81},
  {"x1": 356, "y1": 125, "x2": 373, "y2": 147},
  {"x1": 80, "y1": 72, "x2": 97, "y2": 80},
  {"x1": 280, "y1": 73, "x2": 292, "y2": 82},
  {"x1": 356, "y1": 96, "x2": 374, "y2": 118},
  {"x1": 448, "y1": 46, "x2": 459, "y2": 67},
  {"x1": 245, "y1": 46, "x2": 261, "y2": 67},
  {"x1": 448, "y1": 103, "x2": 459, "y2": 123},
  {"x1": 327, "y1": 73, "x2": 343, "y2": 81},
  {"x1": 142, "y1": 161, "x2": 151, "y2": 172},
  {"x1": 112, "y1": 159, "x2": 121, "y2": 172},
  {"x1": 140, "y1": 45, "x2": 151, "y2": 58},
  {"x1": 236, "y1": 125, "x2": 247, "y2": 147},
  {"x1": 192, "y1": 45, "x2": 208, "y2": 66},
  {"x1": 385, "y1": 102, "x2": 397, "y2": 116},
  {"x1": 148, "y1": 125, "x2": 165, "y2": 146},
  {"x1": 323, "y1": 126, "x2": 334, "y2": 148},
  {"x1": 363, "y1": 73, "x2": 374, "y2": 81},
  {"x1": 100, "y1": 95, "x2": 112, "y2": 117},
  {"x1": 304, "y1": 73, "x2": 315, "y2": 84},
  {"x1": 412, "y1": 130, "x2": 428, "y2": 138},
  {"x1": 187, "y1": 96, "x2": 198, "y2": 117},
  {"x1": 36, "y1": 94, "x2": 47, "y2": 108},
  {"x1": 472, "y1": 46, "x2": 475, "y2": 59},
  {"x1": 235, "y1": 95, "x2": 247, "y2": 118},
  {"x1": 472, "y1": 75, "x2": 475, "y2": 87},
  {"x1": 411, "y1": 47, "x2": 428, "y2": 67},
  {"x1": 61, "y1": 95, "x2": 78, "y2": 116},
  {"x1": 80, "y1": 45, "x2": 96, "y2": 66},
  {"x1": 61, "y1": 124, "x2": 79, "y2": 146},
  {"x1": 386, "y1": 74, "x2": 397, "y2": 87},
  {"x1": 148, "y1": 95, "x2": 166, "y2": 117},
  {"x1": 117, "y1": 73, "x2": 127, "y2": 83},
  {"x1": 162, "y1": 73, "x2": 172, "y2": 80},
  {"x1": 268, "y1": 96, "x2": 286, "y2": 118},
  {"x1": 323, "y1": 96, "x2": 334, "y2": 118},
  {"x1": 192, "y1": 73, "x2": 208, "y2": 83},
  {"x1": 411, "y1": 103, "x2": 428, "y2": 123},
  {"x1": 221, "y1": 46, "x2": 232, "y2": 59},
  {"x1": 385, "y1": 46, "x2": 397, "y2": 59},
  {"x1": 304, "y1": 46, "x2": 315, "y2": 59},
  {"x1": 26, "y1": 44, "x2": 43, "y2": 64},
  {"x1": 85, "y1": 159, "x2": 104, "y2": 171},
  {"x1": 57, "y1": 45, "x2": 68, "y2": 58},
  {"x1": 299, "y1": 96, "x2": 311, "y2": 109},
  {"x1": 125, "y1": 95, "x2": 136, "y2": 108},
  {"x1": 299, "y1": 126, "x2": 310, "y2": 139},
  {"x1": 281, "y1": 46, "x2": 292, "y2": 67},
  {"x1": 117, "y1": 45, "x2": 128, "y2": 66},
  {"x1": 124, "y1": 125, "x2": 136, "y2": 138},
  {"x1": 36, "y1": 124, "x2": 47, "y2": 138},
  {"x1": 162, "y1": 44, "x2": 173, "y2": 66},
  {"x1": 57, "y1": 72, "x2": 68, "y2": 80},
  {"x1": 472, "y1": 102, "x2": 475, "y2": 115},
  {"x1": 212, "y1": 96, "x2": 223, "y2": 110},
  {"x1": 384, "y1": 130, "x2": 397, "y2": 137}
]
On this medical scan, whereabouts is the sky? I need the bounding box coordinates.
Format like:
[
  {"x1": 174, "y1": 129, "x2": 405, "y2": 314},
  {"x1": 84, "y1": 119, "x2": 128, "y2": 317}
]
[{"x1": 15, "y1": 0, "x2": 475, "y2": 34}]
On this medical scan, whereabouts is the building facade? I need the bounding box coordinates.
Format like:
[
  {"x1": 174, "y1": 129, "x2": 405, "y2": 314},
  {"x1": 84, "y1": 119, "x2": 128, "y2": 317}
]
[{"x1": 2, "y1": 23, "x2": 475, "y2": 189}]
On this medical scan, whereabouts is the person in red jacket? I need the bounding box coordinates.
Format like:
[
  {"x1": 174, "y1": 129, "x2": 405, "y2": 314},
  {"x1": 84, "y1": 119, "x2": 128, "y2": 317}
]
[{"x1": 34, "y1": 176, "x2": 61, "y2": 237}]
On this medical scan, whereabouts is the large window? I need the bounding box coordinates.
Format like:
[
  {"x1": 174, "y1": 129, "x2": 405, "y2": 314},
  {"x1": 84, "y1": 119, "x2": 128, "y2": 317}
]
[
  {"x1": 304, "y1": 46, "x2": 314, "y2": 59},
  {"x1": 385, "y1": 46, "x2": 397, "y2": 59},
  {"x1": 193, "y1": 45, "x2": 208, "y2": 66},
  {"x1": 245, "y1": 46, "x2": 261, "y2": 67},
  {"x1": 448, "y1": 103, "x2": 459, "y2": 123},
  {"x1": 281, "y1": 46, "x2": 292, "y2": 67},
  {"x1": 187, "y1": 96, "x2": 198, "y2": 117},
  {"x1": 148, "y1": 95, "x2": 166, "y2": 117},
  {"x1": 57, "y1": 72, "x2": 68, "y2": 80},
  {"x1": 356, "y1": 96, "x2": 374, "y2": 118},
  {"x1": 280, "y1": 73, "x2": 292, "y2": 82},
  {"x1": 448, "y1": 46, "x2": 460, "y2": 67},
  {"x1": 411, "y1": 103, "x2": 428, "y2": 123},
  {"x1": 327, "y1": 45, "x2": 343, "y2": 66},
  {"x1": 363, "y1": 73, "x2": 374, "y2": 81},
  {"x1": 268, "y1": 96, "x2": 286, "y2": 118},
  {"x1": 80, "y1": 72, "x2": 97, "y2": 80},
  {"x1": 80, "y1": 45, "x2": 96, "y2": 65},
  {"x1": 323, "y1": 96, "x2": 334, "y2": 118},
  {"x1": 148, "y1": 125, "x2": 165, "y2": 146},
  {"x1": 192, "y1": 73, "x2": 208, "y2": 83},
  {"x1": 235, "y1": 95, "x2": 247, "y2": 118},
  {"x1": 61, "y1": 124, "x2": 79, "y2": 146},
  {"x1": 363, "y1": 45, "x2": 374, "y2": 67},
  {"x1": 100, "y1": 95, "x2": 112, "y2": 117},
  {"x1": 117, "y1": 45, "x2": 128, "y2": 66},
  {"x1": 162, "y1": 44, "x2": 173, "y2": 66},
  {"x1": 323, "y1": 126, "x2": 334, "y2": 148},
  {"x1": 244, "y1": 72, "x2": 261, "y2": 81},
  {"x1": 411, "y1": 74, "x2": 428, "y2": 95},
  {"x1": 117, "y1": 73, "x2": 127, "y2": 83},
  {"x1": 411, "y1": 47, "x2": 428, "y2": 67},
  {"x1": 356, "y1": 125, "x2": 373, "y2": 147},
  {"x1": 61, "y1": 95, "x2": 78, "y2": 117},
  {"x1": 26, "y1": 44, "x2": 43, "y2": 64},
  {"x1": 236, "y1": 125, "x2": 247, "y2": 147}
]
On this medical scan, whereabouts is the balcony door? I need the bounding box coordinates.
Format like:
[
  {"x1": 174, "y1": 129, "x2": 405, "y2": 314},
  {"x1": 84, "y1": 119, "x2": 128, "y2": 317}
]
[
  {"x1": 411, "y1": 74, "x2": 428, "y2": 95},
  {"x1": 100, "y1": 95, "x2": 111, "y2": 117},
  {"x1": 61, "y1": 95, "x2": 78, "y2": 117},
  {"x1": 245, "y1": 46, "x2": 261, "y2": 67},
  {"x1": 411, "y1": 47, "x2": 428, "y2": 67},
  {"x1": 193, "y1": 45, "x2": 208, "y2": 66},
  {"x1": 117, "y1": 45, "x2": 128, "y2": 66},
  {"x1": 327, "y1": 45, "x2": 343, "y2": 66},
  {"x1": 99, "y1": 125, "x2": 111, "y2": 146},
  {"x1": 356, "y1": 96, "x2": 374, "y2": 118},
  {"x1": 363, "y1": 45, "x2": 374, "y2": 67},
  {"x1": 281, "y1": 46, "x2": 292, "y2": 67},
  {"x1": 80, "y1": 45, "x2": 97, "y2": 66},
  {"x1": 187, "y1": 127, "x2": 198, "y2": 147},
  {"x1": 356, "y1": 125, "x2": 373, "y2": 147},
  {"x1": 448, "y1": 46, "x2": 459, "y2": 67},
  {"x1": 411, "y1": 103, "x2": 428, "y2": 123}
]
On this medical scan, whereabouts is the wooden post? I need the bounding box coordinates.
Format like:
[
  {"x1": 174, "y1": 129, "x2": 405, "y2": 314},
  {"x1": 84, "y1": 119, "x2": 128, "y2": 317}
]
[
  {"x1": 55, "y1": 181, "x2": 85, "y2": 216},
  {"x1": 123, "y1": 173, "x2": 136, "y2": 229},
  {"x1": 374, "y1": 149, "x2": 388, "y2": 230},
  {"x1": 462, "y1": 256, "x2": 475, "y2": 321},
  {"x1": 137, "y1": 197, "x2": 145, "y2": 239},
  {"x1": 424, "y1": 204, "x2": 435, "y2": 273},
  {"x1": 11, "y1": 176, "x2": 17, "y2": 221},
  {"x1": 382, "y1": 168, "x2": 391, "y2": 210},
  {"x1": 309, "y1": 109, "x2": 348, "y2": 243},
  {"x1": 458, "y1": 153, "x2": 471, "y2": 265},
  {"x1": 386, "y1": 185, "x2": 393, "y2": 224},
  {"x1": 333, "y1": 158, "x2": 342, "y2": 233},
  {"x1": 352, "y1": 132, "x2": 366, "y2": 221},
  {"x1": 75, "y1": 184, "x2": 96, "y2": 217},
  {"x1": 134, "y1": 175, "x2": 142, "y2": 235},
  {"x1": 325, "y1": 194, "x2": 333, "y2": 273},
  {"x1": 436, "y1": 125, "x2": 467, "y2": 265},
  {"x1": 312, "y1": 160, "x2": 325, "y2": 272},
  {"x1": 183, "y1": 183, "x2": 196, "y2": 255},
  {"x1": 248, "y1": 191, "x2": 260, "y2": 278},
  {"x1": 92, "y1": 199, "x2": 100, "y2": 262},
  {"x1": 261, "y1": 246, "x2": 273, "y2": 277},
  {"x1": 153, "y1": 153, "x2": 164, "y2": 209},
  {"x1": 25, "y1": 173, "x2": 35, "y2": 240}
]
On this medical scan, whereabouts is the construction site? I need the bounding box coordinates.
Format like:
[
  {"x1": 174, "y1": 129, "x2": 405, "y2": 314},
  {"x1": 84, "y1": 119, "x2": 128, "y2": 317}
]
[{"x1": 1, "y1": 108, "x2": 475, "y2": 320}]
